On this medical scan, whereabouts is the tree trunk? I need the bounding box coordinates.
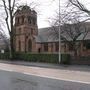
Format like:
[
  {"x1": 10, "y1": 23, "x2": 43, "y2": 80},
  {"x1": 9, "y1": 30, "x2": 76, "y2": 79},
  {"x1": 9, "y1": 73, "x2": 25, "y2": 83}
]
[{"x1": 9, "y1": 33, "x2": 14, "y2": 59}]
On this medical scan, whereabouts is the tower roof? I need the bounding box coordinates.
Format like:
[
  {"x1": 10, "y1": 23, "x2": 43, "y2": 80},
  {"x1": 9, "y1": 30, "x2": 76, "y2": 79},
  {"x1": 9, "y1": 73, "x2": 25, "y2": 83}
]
[
  {"x1": 20, "y1": 5, "x2": 30, "y2": 11},
  {"x1": 15, "y1": 5, "x2": 37, "y2": 16}
]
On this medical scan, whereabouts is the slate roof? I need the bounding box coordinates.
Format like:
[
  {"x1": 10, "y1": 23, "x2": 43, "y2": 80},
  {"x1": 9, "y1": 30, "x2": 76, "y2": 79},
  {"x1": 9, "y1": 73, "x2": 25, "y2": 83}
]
[
  {"x1": 36, "y1": 23, "x2": 90, "y2": 43},
  {"x1": 36, "y1": 27, "x2": 59, "y2": 43},
  {"x1": 77, "y1": 31, "x2": 90, "y2": 41}
]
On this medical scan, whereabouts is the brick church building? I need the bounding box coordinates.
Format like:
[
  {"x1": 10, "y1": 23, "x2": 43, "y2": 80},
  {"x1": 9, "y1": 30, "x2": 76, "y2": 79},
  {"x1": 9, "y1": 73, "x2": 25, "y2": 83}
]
[
  {"x1": 14, "y1": 5, "x2": 60, "y2": 53},
  {"x1": 14, "y1": 5, "x2": 90, "y2": 56}
]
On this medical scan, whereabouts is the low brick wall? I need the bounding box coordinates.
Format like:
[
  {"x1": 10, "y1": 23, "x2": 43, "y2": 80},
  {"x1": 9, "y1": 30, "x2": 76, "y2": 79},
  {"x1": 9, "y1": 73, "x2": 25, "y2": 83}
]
[{"x1": 70, "y1": 56, "x2": 90, "y2": 65}]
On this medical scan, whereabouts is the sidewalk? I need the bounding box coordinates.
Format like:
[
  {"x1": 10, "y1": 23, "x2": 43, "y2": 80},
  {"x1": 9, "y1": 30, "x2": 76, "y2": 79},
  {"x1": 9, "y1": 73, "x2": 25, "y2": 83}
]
[
  {"x1": 0, "y1": 61, "x2": 90, "y2": 85},
  {"x1": 0, "y1": 60, "x2": 90, "y2": 72}
]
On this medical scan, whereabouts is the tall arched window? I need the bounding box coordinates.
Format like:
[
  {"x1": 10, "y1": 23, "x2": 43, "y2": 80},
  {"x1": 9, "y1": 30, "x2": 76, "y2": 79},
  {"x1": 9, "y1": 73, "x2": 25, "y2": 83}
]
[
  {"x1": 28, "y1": 16, "x2": 31, "y2": 24},
  {"x1": 21, "y1": 16, "x2": 25, "y2": 24},
  {"x1": 28, "y1": 39, "x2": 32, "y2": 52},
  {"x1": 44, "y1": 43, "x2": 48, "y2": 52},
  {"x1": 16, "y1": 17, "x2": 19, "y2": 25},
  {"x1": 55, "y1": 42, "x2": 59, "y2": 52},
  {"x1": 18, "y1": 40, "x2": 21, "y2": 51},
  {"x1": 32, "y1": 17, "x2": 36, "y2": 25}
]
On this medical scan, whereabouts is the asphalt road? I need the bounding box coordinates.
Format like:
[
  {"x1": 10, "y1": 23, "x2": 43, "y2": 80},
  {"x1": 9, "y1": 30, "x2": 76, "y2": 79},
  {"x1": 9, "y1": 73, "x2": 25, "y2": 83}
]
[
  {"x1": 0, "y1": 70, "x2": 90, "y2": 90},
  {"x1": 0, "y1": 63, "x2": 90, "y2": 90}
]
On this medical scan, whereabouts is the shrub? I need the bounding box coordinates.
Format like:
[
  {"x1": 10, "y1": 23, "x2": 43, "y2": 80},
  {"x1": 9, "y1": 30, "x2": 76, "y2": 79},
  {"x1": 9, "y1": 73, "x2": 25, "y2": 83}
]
[
  {"x1": 61, "y1": 54, "x2": 70, "y2": 64},
  {"x1": 0, "y1": 52, "x2": 70, "y2": 64},
  {"x1": 13, "y1": 53, "x2": 59, "y2": 63},
  {"x1": 0, "y1": 53, "x2": 10, "y2": 59}
]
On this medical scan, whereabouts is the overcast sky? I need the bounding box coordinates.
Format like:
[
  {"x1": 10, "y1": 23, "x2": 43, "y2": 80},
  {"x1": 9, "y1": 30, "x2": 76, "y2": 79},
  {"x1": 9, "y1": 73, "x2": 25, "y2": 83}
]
[
  {"x1": 21, "y1": 0, "x2": 67, "y2": 28},
  {"x1": 1, "y1": 0, "x2": 90, "y2": 36},
  {"x1": 21, "y1": 0, "x2": 90, "y2": 29}
]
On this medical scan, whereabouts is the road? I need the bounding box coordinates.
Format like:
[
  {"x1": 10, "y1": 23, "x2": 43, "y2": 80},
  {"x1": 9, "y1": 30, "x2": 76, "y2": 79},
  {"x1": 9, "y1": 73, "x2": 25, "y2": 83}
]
[{"x1": 0, "y1": 63, "x2": 90, "y2": 90}]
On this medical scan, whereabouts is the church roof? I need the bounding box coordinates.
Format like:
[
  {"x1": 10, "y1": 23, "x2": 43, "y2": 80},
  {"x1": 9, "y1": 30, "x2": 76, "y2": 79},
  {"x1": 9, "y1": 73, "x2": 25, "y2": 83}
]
[
  {"x1": 36, "y1": 27, "x2": 59, "y2": 43},
  {"x1": 36, "y1": 24, "x2": 90, "y2": 43},
  {"x1": 77, "y1": 31, "x2": 90, "y2": 41},
  {"x1": 15, "y1": 5, "x2": 37, "y2": 15}
]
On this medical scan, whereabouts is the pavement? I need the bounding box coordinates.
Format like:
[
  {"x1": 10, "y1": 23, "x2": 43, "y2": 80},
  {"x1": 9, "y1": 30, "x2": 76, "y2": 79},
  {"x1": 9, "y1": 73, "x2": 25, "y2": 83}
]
[
  {"x1": 0, "y1": 60, "x2": 90, "y2": 72},
  {"x1": 0, "y1": 60, "x2": 90, "y2": 90},
  {"x1": 0, "y1": 60, "x2": 90, "y2": 84}
]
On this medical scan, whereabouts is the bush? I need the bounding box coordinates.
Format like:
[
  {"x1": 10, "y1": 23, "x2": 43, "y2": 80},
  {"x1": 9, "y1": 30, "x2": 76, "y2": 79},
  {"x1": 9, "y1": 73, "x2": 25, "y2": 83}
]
[
  {"x1": 14, "y1": 53, "x2": 59, "y2": 64},
  {"x1": 0, "y1": 53, "x2": 10, "y2": 59},
  {"x1": 0, "y1": 52, "x2": 70, "y2": 64},
  {"x1": 61, "y1": 54, "x2": 70, "y2": 64}
]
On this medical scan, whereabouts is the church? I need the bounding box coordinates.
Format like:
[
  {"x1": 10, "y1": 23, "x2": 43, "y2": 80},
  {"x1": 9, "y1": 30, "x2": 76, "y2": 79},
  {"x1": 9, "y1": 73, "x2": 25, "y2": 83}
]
[
  {"x1": 14, "y1": 5, "x2": 60, "y2": 53},
  {"x1": 14, "y1": 5, "x2": 90, "y2": 56}
]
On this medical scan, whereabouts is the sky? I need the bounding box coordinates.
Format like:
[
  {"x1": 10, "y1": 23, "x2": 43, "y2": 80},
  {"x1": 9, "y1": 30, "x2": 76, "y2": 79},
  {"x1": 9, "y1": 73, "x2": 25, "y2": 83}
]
[
  {"x1": 20, "y1": 0, "x2": 68, "y2": 28},
  {"x1": 22, "y1": 0, "x2": 90, "y2": 29},
  {"x1": 24, "y1": 0, "x2": 60, "y2": 28},
  {"x1": 1, "y1": 0, "x2": 90, "y2": 36}
]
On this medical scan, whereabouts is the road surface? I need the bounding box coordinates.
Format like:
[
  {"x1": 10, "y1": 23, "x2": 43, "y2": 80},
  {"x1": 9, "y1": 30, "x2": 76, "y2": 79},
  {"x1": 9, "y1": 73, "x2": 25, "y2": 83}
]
[{"x1": 0, "y1": 63, "x2": 90, "y2": 90}]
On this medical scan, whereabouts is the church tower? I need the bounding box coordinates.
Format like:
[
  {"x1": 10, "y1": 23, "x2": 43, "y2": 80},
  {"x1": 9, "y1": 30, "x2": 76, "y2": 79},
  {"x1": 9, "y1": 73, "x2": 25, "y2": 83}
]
[{"x1": 14, "y1": 5, "x2": 38, "y2": 52}]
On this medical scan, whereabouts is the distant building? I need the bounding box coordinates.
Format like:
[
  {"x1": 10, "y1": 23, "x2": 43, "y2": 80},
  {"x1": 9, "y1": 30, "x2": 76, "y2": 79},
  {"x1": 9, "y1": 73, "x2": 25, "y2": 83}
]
[{"x1": 14, "y1": 5, "x2": 90, "y2": 56}]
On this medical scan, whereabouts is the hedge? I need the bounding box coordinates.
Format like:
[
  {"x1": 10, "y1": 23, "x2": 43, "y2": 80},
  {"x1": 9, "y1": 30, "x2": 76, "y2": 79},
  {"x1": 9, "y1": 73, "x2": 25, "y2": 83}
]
[
  {"x1": 0, "y1": 53, "x2": 10, "y2": 59},
  {"x1": 14, "y1": 53, "x2": 59, "y2": 63},
  {"x1": 0, "y1": 52, "x2": 70, "y2": 64},
  {"x1": 61, "y1": 54, "x2": 70, "y2": 64}
]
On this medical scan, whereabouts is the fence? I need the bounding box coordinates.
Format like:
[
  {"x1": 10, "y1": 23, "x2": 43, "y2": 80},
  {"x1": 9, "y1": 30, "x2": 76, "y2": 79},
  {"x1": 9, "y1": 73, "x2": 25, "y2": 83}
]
[{"x1": 70, "y1": 56, "x2": 90, "y2": 65}]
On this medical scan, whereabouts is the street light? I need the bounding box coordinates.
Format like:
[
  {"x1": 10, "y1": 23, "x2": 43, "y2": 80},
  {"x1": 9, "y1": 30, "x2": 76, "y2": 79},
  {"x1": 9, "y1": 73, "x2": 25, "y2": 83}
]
[{"x1": 59, "y1": 0, "x2": 61, "y2": 63}]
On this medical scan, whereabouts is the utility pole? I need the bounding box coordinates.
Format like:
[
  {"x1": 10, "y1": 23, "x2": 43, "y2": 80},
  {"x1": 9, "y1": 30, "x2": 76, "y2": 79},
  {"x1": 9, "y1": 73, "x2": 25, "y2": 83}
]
[{"x1": 59, "y1": 0, "x2": 61, "y2": 63}]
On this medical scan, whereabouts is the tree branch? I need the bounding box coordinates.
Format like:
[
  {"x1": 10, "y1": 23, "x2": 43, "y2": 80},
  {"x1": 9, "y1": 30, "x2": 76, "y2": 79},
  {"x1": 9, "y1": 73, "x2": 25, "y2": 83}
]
[{"x1": 2, "y1": 0, "x2": 11, "y2": 34}]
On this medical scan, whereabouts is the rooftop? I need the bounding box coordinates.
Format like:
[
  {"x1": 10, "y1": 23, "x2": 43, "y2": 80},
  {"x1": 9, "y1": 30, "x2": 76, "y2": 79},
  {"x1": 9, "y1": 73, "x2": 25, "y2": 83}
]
[{"x1": 36, "y1": 23, "x2": 90, "y2": 43}]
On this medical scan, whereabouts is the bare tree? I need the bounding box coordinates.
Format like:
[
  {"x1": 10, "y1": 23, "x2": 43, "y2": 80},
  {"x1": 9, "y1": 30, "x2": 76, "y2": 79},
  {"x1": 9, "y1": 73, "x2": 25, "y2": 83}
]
[
  {"x1": 68, "y1": 0, "x2": 90, "y2": 15},
  {"x1": 0, "y1": 0, "x2": 40, "y2": 59},
  {"x1": 0, "y1": 0, "x2": 21, "y2": 59},
  {"x1": 0, "y1": 25, "x2": 9, "y2": 50},
  {"x1": 47, "y1": 4, "x2": 90, "y2": 55}
]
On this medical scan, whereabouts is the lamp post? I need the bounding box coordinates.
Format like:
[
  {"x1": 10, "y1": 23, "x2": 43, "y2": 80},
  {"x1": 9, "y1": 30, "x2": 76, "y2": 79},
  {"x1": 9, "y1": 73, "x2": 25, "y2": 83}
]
[{"x1": 59, "y1": 0, "x2": 61, "y2": 63}]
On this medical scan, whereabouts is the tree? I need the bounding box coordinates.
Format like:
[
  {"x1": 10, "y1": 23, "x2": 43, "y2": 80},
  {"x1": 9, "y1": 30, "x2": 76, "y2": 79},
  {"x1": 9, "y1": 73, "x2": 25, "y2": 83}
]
[
  {"x1": 47, "y1": 3, "x2": 90, "y2": 55},
  {"x1": 0, "y1": 0, "x2": 21, "y2": 59},
  {"x1": 0, "y1": 0, "x2": 39, "y2": 59},
  {"x1": 0, "y1": 25, "x2": 9, "y2": 51},
  {"x1": 68, "y1": 0, "x2": 90, "y2": 15}
]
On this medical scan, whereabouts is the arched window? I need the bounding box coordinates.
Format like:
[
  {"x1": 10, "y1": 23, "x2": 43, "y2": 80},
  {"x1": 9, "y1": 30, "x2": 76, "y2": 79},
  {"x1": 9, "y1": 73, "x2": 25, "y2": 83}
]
[
  {"x1": 18, "y1": 40, "x2": 21, "y2": 51},
  {"x1": 16, "y1": 17, "x2": 19, "y2": 25},
  {"x1": 18, "y1": 28, "x2": 21, "y2": 34},
  {"x1": 32, "y1": 17, "x2": 36, "y2": 25},
  {"x1": 28, "y1": 16, "x2": 31, "y2": 24},
  {"x1": 28, "y1": 39, "x2": 32, "y2": 52},
  {"x1": 21, "y1": 16, "x2": 24, "y2": 24},
  {"x1": 55, "y1": 42, "x2": 59, "y2": 52},
  {"x1": 44, "y1": 43, "x2": 48, "y2": 52},
  {"x1": 31, "y1": 28, "x2": 33, "y2": 34}
]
